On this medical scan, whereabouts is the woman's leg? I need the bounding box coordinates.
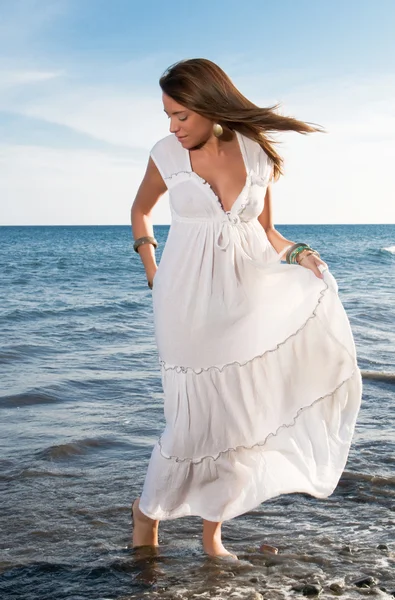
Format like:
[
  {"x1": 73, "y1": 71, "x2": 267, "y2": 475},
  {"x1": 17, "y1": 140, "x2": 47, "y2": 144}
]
[
  {"x1": 132, "y1": 498, "x2": 159, "y2": 547},
  {"x1": 202, "y1": 519, "x2": 236, "y2": 558},
  {"x1": 202, "y1": 518, "x2": 279, "y2": 557}
]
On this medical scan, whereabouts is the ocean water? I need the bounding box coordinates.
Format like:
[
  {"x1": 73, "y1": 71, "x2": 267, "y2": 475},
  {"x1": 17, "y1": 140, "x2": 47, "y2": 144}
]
[{"x1": 0, "y1": 224, "x2": 394, "y2": 600}]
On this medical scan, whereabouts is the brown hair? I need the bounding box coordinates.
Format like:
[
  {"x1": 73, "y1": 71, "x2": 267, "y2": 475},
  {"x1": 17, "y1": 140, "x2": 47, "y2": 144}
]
[{"x1": 160, "y1": 58, "x2": 324, "y2": 180}]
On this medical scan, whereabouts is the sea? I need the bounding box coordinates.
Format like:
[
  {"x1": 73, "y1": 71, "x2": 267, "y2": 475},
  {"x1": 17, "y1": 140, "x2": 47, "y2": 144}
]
[{"x1": 0, "y1": 224, "x2": 394, "y2": 600}]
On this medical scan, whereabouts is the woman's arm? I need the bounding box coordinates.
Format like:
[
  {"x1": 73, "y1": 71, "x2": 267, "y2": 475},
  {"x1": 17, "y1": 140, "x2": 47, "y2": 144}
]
[
  {"x1": 258, "y1": 185, "x2": 326, "y2": 279},
  {"x1": 257, "y1": 185, "x2": 295, "y2": 256},
  {"x1": 131, "y1": 158, "x2": 167, "y2": 286}
]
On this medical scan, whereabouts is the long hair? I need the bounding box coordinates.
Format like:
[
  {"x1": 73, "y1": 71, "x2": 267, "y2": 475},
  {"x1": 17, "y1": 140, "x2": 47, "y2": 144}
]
[{"x1": 160, "y1": 58, "x2": 324, "y2": 180}]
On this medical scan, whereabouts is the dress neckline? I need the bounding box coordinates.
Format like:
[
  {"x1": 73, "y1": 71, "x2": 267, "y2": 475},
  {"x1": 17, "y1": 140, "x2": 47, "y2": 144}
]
[{"x1": 185, "y1": 131, "x2": 250, "y2": 215}]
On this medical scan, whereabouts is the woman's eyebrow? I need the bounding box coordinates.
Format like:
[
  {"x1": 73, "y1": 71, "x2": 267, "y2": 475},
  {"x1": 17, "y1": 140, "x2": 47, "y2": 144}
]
[{"x1": 163, "y1": 109, "x2": 186, "y2": 116}]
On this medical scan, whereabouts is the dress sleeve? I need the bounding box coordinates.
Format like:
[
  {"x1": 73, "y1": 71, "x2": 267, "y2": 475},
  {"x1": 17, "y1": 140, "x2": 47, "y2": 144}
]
[
  {"x1": 150, "y1": 139, "x2": 167, "y2": 181},
  {"x1": 149, "y1": 135, "x2": 189, "y2": 187},
  {"x1": 257, "y1": 145, "x2": 275, "y2": 185}
]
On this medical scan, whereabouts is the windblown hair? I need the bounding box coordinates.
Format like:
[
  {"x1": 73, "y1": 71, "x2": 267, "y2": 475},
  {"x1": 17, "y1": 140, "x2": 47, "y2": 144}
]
[{"x1": 160, "y1": 58, "x2": 324, "y2": 180}]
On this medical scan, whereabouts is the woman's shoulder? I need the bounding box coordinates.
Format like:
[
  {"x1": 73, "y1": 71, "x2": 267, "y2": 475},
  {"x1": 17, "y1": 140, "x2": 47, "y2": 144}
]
[
  {"x1": 239, "y1": 132, "x2": 273, "y2": 175},
  {"x1": 149, "y1": 134, "x2": 189, "y2": 180},
  {"x1": 239, "y1": 132, "x2": 269, "y2": 158}
]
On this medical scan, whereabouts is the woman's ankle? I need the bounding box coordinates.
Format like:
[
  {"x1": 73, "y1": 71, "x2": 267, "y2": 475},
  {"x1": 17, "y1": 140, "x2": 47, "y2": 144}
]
[
  {"x1": 132, "y1": 498, "x2": 159, "y2": 547},
  {"x1": 202, "y1": 520, "x2": 231, "y2": 556}
]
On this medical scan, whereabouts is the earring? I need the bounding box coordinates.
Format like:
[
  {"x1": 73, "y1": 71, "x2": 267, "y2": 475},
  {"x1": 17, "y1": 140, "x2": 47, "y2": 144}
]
[{"x1": 213, "y1": 123, "x2": 223, "y2": 137}]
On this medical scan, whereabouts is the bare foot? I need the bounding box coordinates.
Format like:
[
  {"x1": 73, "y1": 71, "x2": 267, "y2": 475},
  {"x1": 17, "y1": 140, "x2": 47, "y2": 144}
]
[
  {"x1": 202, "y1": 520, "x2": 237, "y2": 559},
  {"x1": 203, "y1": 539, "x2": 238, "y2": 559},
  {"x1": 132, "y1": 498, "x2": 159, "y2": 548},
  {"x1": 260, "y1": 543, "x2": 279, "y2": 554}
]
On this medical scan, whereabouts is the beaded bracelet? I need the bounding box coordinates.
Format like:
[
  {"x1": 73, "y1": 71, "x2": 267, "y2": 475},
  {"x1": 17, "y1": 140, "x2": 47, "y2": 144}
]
[
  {"x1": 295, "y1": 248, "x2": 321, "y2": 264},
  {"x1": 286, "y1": 243, "x2": 320, "y2": 265},
  {"x1": 289, "y1": 246, "x2": 310, "y2": 264},
  {"x1": 293, "y1": 248, "x2": 321, "y2": 264},
  {"x1": 133, "y1": 236, "x2": 158, "y2": 253},
  {"x1": 286, "y1": 243, "x2": 310, "y2": 264}
]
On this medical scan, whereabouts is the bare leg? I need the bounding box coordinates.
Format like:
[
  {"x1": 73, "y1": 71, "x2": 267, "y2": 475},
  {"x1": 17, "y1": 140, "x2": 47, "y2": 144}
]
[
  {"x1": 132, "y1": 498, "x2": 159, "y2": 548},
  {"x1": 202, "y1": 519, "x2": 237, "y2": 558}
]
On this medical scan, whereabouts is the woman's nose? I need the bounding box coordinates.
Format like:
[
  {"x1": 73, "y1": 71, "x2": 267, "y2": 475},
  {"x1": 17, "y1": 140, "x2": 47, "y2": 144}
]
[{"x1": 169, "y1": 119, "x2": 180, "y2": 134}]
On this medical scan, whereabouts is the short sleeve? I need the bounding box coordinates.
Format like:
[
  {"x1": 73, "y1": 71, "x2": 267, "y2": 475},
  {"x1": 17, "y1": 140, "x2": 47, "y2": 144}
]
[
  {"x1": 150, "y1": 138, "x2": 168, "y2": 181},
  {"x1": 149, "y1": 134, "x2": 190, "y2": 186}
]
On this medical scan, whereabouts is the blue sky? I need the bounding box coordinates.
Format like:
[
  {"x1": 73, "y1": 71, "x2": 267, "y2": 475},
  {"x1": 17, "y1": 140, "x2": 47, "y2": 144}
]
[{"x1": 1, "y1": 0, "x2": 394, "y2": 225}]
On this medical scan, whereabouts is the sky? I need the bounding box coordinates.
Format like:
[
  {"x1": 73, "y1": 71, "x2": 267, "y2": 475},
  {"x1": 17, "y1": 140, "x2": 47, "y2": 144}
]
[{"x1": 0, "y1": 0, "x2": 394, "y2": 226}]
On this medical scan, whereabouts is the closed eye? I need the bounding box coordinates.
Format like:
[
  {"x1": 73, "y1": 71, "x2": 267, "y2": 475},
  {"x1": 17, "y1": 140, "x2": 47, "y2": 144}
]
[{"x1": 163, "y1": 109, "x2": 188, "y2": 121}]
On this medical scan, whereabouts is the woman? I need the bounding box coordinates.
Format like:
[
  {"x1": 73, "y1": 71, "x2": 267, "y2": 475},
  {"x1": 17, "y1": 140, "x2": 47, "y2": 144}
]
[{"x1": 130, "y1": 58, "x2": 362, "y2": 559}]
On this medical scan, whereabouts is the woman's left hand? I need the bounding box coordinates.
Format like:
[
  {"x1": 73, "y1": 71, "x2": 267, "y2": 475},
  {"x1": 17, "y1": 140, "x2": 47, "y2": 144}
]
[{"x1": 297, "y1": 250, "x2": 328, "y2": 279}]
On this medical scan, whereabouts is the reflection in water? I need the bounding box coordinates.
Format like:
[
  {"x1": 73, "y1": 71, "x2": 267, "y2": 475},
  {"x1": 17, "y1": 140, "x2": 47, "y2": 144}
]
[{"x1": 129, "y1": 545, "x2": 163, "y2": 588}]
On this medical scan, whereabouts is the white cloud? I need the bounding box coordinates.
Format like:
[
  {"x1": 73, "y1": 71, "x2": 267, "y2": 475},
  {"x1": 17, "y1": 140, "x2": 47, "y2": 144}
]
[
  {"x1": 0, "y1": 69, "x2": 168, "y2": 150},
  {"x1": 0, "y1": 144, "x2": 146, "y2": 226},
  {"x1": 0, "y1": 69, "x2": 63, "y2": 87},
  {"x1": 23, "y1": 91, "x2": 168, "y2": 149},
  {"x1": 271, "y1": 132, "x2": 395, "y2": 224}
]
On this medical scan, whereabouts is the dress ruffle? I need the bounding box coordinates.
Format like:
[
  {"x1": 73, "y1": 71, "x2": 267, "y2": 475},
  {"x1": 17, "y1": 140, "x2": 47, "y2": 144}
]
[{"x1": 140, "y1": 279, "x2": 362, "y2": 521}]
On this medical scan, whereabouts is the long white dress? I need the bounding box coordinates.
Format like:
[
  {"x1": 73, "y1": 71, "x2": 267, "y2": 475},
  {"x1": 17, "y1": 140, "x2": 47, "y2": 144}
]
[{"x1": 139, "y1": 131, "x2": 362, "y2": 522}]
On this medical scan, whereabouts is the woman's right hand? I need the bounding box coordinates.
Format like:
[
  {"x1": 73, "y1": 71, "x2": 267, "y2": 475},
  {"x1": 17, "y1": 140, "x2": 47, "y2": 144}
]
[
  {"x1": 297, "y1": 250, "x2": 328, "y2": 279},
  {"x1": 146, "y1": 267, "x2": 158, "y2": 290}
]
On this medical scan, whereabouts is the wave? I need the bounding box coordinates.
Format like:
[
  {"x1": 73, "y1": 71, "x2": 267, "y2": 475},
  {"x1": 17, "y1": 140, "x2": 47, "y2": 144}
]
[
  {"x1": 0, "y1": 467, "x2": 81, "y2": 482},
  {"x1": 0, "y1": 298, "x2": 143, "y2": 323},
  {"x1": 361, "y1": 370, "x2": 395, "y2": 382},
  {"x1": 37, "y1": 436, "x2": 126, "y2": 460},
  {"x1": 364, "y1": 246, "x2": 395, "y2": 261},
  {"x1": 341, "y1": 470, "x2": 395, "y2": 486},
  {"x1": 0, "y1": 343, "x2": 63, "y2": 364},
  {"x1": 0, "y1": 391, "x2": 59, "y2": 408},
  {"x1": 0, "y1": 350, "x2": 21, "y2": 364}
]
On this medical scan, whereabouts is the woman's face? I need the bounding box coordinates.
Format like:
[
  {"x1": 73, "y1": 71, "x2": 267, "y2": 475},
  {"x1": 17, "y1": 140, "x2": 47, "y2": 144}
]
[{"x1": 162, "y1": 92, "x2": 212, "y2": 149}]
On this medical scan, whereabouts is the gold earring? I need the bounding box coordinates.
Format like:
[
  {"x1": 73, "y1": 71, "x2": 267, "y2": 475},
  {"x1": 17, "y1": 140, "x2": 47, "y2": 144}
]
[{"x1": 213, "y1": 123, "x2": 223, "y2": 137}]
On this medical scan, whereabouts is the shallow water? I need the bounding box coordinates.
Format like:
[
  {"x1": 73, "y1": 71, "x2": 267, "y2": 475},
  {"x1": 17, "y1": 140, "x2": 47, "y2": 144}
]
[{"x1": 1, "y1": 224, "x2": 394, "y2": 599}]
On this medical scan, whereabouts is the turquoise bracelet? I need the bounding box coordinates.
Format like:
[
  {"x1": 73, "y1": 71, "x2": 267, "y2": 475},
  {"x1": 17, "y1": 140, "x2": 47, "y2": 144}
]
[
  {"x1": 286, "y1": 243, "x2": 320, "y2": 265},
  {"x1": 286, "y1": 243, "x2": 310, "y2": 264},
  {"x1": 289, "y1": 246, "x2": 312, "y2": 264}
]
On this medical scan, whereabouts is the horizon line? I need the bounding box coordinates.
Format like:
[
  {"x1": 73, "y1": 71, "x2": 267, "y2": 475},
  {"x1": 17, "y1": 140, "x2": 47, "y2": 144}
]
[{"x1": 0, "y1": 223, "x2": 394, "y2": 228}]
